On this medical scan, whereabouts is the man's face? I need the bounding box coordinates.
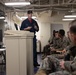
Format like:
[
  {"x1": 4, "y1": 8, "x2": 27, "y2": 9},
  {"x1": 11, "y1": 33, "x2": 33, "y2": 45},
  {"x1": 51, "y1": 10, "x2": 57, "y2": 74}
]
[
  {"x1": 55, "y1": 33, "x2": 59, "y2": 38},
  {"x1": 69, "y1": 31, "x2": 76, "y2": 44},
  {"x1": 28, "y1": 13, "x2": 32, "y2": 18},
  {"x1": 58, "y1": 33, "x2": 62, "y2": 38}
]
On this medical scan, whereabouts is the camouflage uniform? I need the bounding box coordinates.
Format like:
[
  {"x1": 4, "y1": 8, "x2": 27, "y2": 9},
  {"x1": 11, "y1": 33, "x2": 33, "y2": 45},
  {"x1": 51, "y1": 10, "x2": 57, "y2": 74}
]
[
  {"x1": 40, "y1": 55, "x2": 61, "y2": 72},
  {"x1": 40, "y1": 46, "x2": 76, "y2": 75},
  {"x1": 50, "y1": 37, "x2": 61, "y2": 49},
  {"x1": 55, "y1": 36, "x2": 70, "y2": 51},
  {"x1": 49, "y1": 36, "x2": 71, "y2": 59},
  {"x1": 49, "y1": 57, "x2": 76, "y2": 75},
  {"x1": 42, "y1": 37, "x2": 61, "y2": 59},
  {"x1": 48, "y1": 37, "x2": 54, "y2": 44},
  {"x1": 50, "y1": 36, "x2": 70, "y2": 51}
]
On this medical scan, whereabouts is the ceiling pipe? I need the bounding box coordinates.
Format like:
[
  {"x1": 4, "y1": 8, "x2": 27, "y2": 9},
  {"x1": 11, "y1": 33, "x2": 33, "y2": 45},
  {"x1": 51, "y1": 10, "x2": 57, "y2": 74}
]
[
  {"x1": 73, "y1": 0, "x2": 76, "y2": 3},
  {"x1": 19, "y1": 3, "x2": 76, "y2": 8},
  {"x1": 67, "y1": 0, "x2": 73, "y2": 3},
  {"x1": 4, "y1": 2, "x2": 76, "y2": 12},
  {"x1": 5, "y1": 7, "x2": 50, "y2": 12}
]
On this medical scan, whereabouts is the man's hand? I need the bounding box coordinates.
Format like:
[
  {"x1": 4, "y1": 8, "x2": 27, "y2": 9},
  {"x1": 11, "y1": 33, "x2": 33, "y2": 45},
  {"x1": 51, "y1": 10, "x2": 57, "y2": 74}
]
[
  {"x1": 24, "y1": 27, "x2": 32, "y2": 31},
  {"x1": 62, "y1": 49, "x2": 66, "y2": 54},
  {"x1": 50, "y1": 47, "x2": 56, "y2": 51},
  {"x1": 60, "y1": 60, "x2": 65, "y2": 69},
  {"x1": 34, "y1": 26, "x2": 38, "y2": 30}
]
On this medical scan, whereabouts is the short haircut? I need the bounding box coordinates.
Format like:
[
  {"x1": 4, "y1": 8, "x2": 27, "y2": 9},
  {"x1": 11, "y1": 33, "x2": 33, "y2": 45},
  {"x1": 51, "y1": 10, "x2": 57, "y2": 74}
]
[
  {"x1": 55, "y1": 31, "x2": 58, "y2": 33},
  {"x1": 69, "y1": 19, "x2": 76, "y2": 27},
  {"x1": 59, "y1": 29, "x2": 65, "y2": 36},
  {"x1": 69, "y1": 20, "x2": 76, "y2": 34},
  {"x1": 70, "y1": 26, "x2": 76, "y2": 34},
  {"x1": 27, "y1": 10, "x2": 33, "y2": 14}
]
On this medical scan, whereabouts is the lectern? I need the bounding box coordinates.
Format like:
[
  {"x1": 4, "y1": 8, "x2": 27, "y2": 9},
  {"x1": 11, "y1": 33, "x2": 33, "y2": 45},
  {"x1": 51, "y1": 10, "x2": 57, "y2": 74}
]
[{"x1": 4, "y1": 30, "x2": 34, "y2": 75}]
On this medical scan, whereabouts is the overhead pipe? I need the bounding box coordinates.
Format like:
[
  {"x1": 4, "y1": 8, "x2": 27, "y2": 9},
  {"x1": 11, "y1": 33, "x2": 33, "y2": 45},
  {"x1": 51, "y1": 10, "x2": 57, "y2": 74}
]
[
  {"x1": 73, "y1": 0, "x2": 76, "y2": 3},
  {"x1": 67, "y1": 0, "x2": 73, "y2": 3},
  {"x1": 4, "y1": 1, "x2": 76, "y2": 12},
  {"x1": 28, "y1": 2, "x2": 76, "y2": 7},
  {"x1": 5, "y1": 7, "x2": 50, "y2": 12}
]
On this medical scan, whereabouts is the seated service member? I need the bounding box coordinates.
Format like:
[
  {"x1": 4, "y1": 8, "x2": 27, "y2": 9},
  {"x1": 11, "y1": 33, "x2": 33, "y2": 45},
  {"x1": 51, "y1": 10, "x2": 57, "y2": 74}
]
[{"x1": 53, "y1": 30, "x2": 69, "y2": 51}]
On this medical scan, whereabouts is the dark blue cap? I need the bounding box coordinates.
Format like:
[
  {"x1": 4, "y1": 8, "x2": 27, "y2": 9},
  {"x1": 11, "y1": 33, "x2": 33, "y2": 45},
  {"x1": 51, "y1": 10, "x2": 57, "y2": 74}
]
[{"x1": 27, "y1": 10, "x2": 33, "y2": 14}]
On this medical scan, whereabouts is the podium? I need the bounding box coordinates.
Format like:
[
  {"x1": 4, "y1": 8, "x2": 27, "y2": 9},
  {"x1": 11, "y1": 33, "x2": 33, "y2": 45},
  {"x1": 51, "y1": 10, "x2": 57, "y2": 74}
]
[{"x1": 4, "y1": 30, "x2": 34, "y2": 75}]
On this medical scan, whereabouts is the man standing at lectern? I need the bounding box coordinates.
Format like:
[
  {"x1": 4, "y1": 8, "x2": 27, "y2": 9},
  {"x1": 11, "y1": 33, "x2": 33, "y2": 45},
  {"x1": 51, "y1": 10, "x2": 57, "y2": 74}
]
[{"x1": 20, "y1": 10, "x2": 39, "y2": 67}]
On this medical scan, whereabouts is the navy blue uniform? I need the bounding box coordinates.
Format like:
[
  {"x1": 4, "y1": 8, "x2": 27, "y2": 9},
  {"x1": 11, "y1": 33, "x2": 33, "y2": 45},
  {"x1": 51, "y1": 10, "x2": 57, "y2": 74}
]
[{"x1": 20, "y1": 18, "x2": 39, "y2": 66}]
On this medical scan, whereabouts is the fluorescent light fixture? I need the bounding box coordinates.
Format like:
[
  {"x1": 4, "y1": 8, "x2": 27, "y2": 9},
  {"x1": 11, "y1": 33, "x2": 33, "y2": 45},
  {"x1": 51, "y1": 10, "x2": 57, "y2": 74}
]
[
  {"x1": 5, "y1": 2, "x2": 30, "y2": 6},
  {"x1": 62, "y1": 19, "x2": 75, "y2": 21},
  {"x1": 64, "y1": 15, "x2": 76, "y2": 18},
  {"x1": 21, "y1": 16, "x2": 37, "y2": 19},
  {"x1": 0, "y1": 17, "x2": 5, "y2": 19},
  {"x1": 68, "y1": 10, "x2": 74, "y2": 13}
]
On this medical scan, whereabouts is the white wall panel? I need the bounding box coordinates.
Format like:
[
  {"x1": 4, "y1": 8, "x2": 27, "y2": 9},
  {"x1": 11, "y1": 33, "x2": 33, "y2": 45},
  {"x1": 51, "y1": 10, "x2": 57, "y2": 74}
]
[{"x1": 40, "y1": 22, "x2": 51, "y2": 51}]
